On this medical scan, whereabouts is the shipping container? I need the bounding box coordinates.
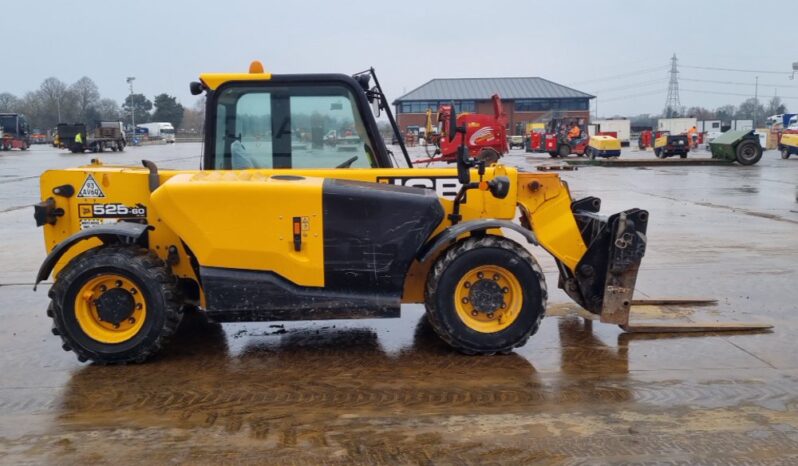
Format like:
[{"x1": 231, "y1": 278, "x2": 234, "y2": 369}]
[
  {"x1": 730, "y1": 120, "x2": 753, "y2": 131},
  {"x1": 698, "y1": 120, "x2": 721, "y2": 133},
  {"x1": 594, "y1": 119, "x2": 630, "y2": 146},
  {"x1": 657, "y1": 117, "x2": 697, "y2": 135}
]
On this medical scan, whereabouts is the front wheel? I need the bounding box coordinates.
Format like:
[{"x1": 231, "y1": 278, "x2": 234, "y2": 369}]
[
  {"x1": 558, "y1": 144, "x2": 571, "y2": 158},
  {"x1": 781, "y1": 148, "x2": 790, "y2": 160},
  {"x1": 48, "y1": 245, "x2": 183, "y2": 364},
  {"x1": 424, "y1": 236, "x2": 547, "y2": 355}
]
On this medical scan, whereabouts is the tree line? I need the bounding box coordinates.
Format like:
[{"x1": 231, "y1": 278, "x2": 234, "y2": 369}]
[
  {"x1": 0, "y1": 76, "x2": 200, "y2": 132},
  {"x1": 625, "y1": 96, "x2": 788, "y2": 129}
]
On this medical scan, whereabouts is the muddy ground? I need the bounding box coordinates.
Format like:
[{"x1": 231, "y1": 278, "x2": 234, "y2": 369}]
[{"x1": 1, "y1": 143, "x2": 797, "y2": 465}]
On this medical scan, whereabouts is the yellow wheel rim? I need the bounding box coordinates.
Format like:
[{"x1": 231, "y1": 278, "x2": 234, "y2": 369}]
[
  {"x1": 454, "y1": 265, "x2": 522, "y2": 333},
  {"x1": 74, "y1": 274, "x2": 146, "y2": 344}
]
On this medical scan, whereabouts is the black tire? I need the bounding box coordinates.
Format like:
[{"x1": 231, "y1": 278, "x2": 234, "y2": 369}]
[
  {"x1": 654, "y1": 148, "x2": 661, "y2": 158},
  {"x1": 558, "y1": 144, "x2": 571, "y2": 158},
  {"x1": 735, "y1": 140, "x2": 762, "y2": 165},
  {"x1": 679, "y1": 152, "x2": 687, "y2": 159},
  {"x1": 782, "y1": 148, "x2": 790, "y2": 160},
  {"x1": 548, "y1": 151, "x2": 559, "y2": 158},
  {"x1": 48, "y1": 245, "x2": 182, "y2": 364},
  {"x1": 588, "y1": 148, "x2": 596, "y2": 160},
  {"x1": 424, "y1": 236, "x2": 547, "y2": 355}
]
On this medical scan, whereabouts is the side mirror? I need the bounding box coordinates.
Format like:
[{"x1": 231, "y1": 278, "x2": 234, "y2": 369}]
[
  {"x1": 371, "y1": 93, "x2": 381, "y2": 117},
  {"x1": 189, "y1": 81, "x2": 204, "y2": 96},
  {"x1": 447, "y1": 103, "x2": 458, "y2": 143}
]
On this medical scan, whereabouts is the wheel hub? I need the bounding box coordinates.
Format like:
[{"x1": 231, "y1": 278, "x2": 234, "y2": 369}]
[
  {"x1": 95, "y1": 288, "x2": 136, "y2": 326},
  {"x1": 469, "y1": 279, "x2": 504, "y2": 313}
]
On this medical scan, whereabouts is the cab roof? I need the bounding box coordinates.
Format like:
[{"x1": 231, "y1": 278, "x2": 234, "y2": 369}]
[{"x1": 199, "y1": 60, "x2": 272, "y2": 90}]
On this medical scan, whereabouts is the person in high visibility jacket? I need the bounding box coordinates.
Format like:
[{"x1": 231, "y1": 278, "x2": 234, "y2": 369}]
[
  {"x1": 687, "y1": 125, "x2": 698, "y2": 148},
  {"x1": 567, "y1": 122, "x2": 581, "y2": 140}
]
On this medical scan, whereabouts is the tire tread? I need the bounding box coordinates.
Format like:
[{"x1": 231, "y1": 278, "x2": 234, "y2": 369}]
[
  {"x1": 48, "y1": 245, "x2": 182, "y2": 364},
  {"x1": 424, "y1": 236, "x2": 547, "y2": 355}
]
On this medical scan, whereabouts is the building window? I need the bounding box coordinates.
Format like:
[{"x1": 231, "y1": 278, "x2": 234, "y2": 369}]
[
  {"x1": 397, "y1": 100, "x2": 476, "y2": 113},
  {"x1": 515, "y1": 99, "x2": 588, "y2": 112}
]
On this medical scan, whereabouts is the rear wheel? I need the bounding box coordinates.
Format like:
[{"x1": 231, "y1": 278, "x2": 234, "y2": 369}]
[
  {"x1": 735, "y1": 140, "x2": 762, "y2": 165},
  {"x1": 782, "y1": 148, "x2": 791, "y2": 159},
  {"x1": 654, "y1": 148, "x2": 662, "y2": 158},
  {"x1": 558, "y1": 144, "x2": 571, "y2": 157},
  {"x1": 679, "y1": 152, "x2": 687, "y2": 159},
  {"x1": 48, "y1": 245, "x2": 182, "y2": 364},
  {"x1": 424, "y1": 236, "x2": 547, "y2": 355},
  {"x1": 548, "y1": 151, "x2": 559, "y2": 157}
]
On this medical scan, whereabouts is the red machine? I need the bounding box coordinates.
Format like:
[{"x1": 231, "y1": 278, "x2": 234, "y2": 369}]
[
  {"x1": 539, "y1": 118, "x2": 589, "y2": 157},
  {"x1": 0, "y1": 113, "x2": 31, "y2": 151},
  {"x1": 638, "y1": 129, "x2": 664, "y2": 150},
  {"x1": 415, "y1": 94, "x2": 508, "y2": 165}
]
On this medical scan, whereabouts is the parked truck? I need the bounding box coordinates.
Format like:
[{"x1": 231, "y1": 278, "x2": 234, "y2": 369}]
[
  {"x1": 0, "y1": 113, "x2": 31, "y2": 151},
  {"x1": 58, "y1": 121, "x2": 126, "y2": 153},
  {"x1": 136, "y1": 122, "x2": 176, "y2": 143}
]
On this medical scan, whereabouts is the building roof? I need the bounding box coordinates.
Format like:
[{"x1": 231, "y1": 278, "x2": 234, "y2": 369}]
[{"x1": 393, "y1": 77, "x2": 594, "y2": 103}]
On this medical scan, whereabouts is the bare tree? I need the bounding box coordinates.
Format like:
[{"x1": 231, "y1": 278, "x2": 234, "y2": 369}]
[
  {"x1": 736, "y1": 98, "x2": 765, "y2": 123},
  {"x1": 766, "y1": 96, "x2": 787, "y2": 116},
  {"x1": 38, "y1": 77, "x2": 70, "y2": 123},
  {"x1": 685, "y1": 106, "x2": 715, "y2": 120},
  {"x1": 95, "y1": 98, "x2": 122, "y2": 121},
  {"x1": 179, "y1": 97, "x2": 205, "y2": 133},
  {"x1": 0, "y1": 93, "x2": 19, "y2": 112},
  {"x1": 18, "y1": 91, "x2": 46, "y2": 128},
  {"x1": 70, "y1": 77, "x2": 100, "y2": 124},
  {"x1": 714, "y1": 105, "x2": 736, "y2": 122}
]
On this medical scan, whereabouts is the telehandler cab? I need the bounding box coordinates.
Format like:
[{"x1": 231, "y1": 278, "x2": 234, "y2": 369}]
[{"x1": 33, "y1": 61, "x2": 654, "y2": 364}]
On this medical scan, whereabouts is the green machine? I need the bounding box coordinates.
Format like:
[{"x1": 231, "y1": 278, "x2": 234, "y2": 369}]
[{"x1": 708, "y1": 130, "x2": 763, "y2": 165}]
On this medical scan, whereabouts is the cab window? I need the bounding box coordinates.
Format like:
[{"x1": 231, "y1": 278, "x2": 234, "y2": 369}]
[{"x1": 213, "y1": 84, "x2": 375, "y2": 169}]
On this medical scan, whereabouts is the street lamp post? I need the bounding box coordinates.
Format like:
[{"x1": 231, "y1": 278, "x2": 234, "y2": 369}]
[
  {"x1": 126, "y1": 77, "x2": 136, "y2": 133},
  {"x1": 753, "y1": 76, "x2": 758, "y2": 128}
]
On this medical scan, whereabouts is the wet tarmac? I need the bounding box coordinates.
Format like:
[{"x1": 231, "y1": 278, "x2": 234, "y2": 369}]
[{"x1": 1, "y1": 143, "x2": 797, "y2": 464}]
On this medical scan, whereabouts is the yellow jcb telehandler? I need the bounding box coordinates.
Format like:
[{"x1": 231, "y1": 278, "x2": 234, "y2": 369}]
[{"x1": 31, "y1": 61, "x2": 763, "y2": 364}]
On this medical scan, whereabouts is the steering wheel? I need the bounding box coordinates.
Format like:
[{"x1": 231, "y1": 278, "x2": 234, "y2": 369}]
[{"x1": 335, "y1": 155, "x2": 359, "y2": 168}]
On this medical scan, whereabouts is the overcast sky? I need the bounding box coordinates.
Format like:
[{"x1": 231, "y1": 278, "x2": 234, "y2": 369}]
[{"x1": 3, "y1": 0, "x2": 797, "y2": 117}]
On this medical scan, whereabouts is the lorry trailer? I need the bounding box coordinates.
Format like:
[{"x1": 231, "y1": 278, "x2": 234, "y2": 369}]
[{"x1": 136, "y1": 122, "x2": 176, "y2": 143}]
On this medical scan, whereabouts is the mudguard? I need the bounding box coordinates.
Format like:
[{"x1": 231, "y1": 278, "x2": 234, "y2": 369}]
[
  {"x1": 34, "y1": 222, "x2": 149, "y2": 289},
  {"x1": 417, "y1": 219, "x2": 538, "y2": 263}
]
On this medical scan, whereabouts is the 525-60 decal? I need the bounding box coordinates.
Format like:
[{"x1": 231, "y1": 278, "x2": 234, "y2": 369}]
[{"x1": 79, "y1": 203, "x2": 147, "y2": 219}]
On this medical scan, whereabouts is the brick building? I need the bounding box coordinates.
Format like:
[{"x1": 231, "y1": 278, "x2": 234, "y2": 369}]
[{"x1": 393, "y1": 77, "x2": 594, "y2": 136}]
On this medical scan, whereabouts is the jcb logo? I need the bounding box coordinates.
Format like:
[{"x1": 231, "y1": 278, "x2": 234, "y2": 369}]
[{"x1": 376, "y1": 177, "x2": 462, "y2": 199}]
